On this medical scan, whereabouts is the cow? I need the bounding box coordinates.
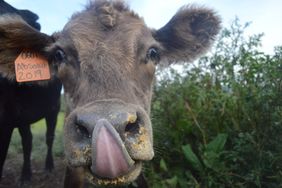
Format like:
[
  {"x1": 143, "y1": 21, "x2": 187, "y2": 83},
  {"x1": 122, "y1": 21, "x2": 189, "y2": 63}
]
[
  {"x1": 0, "y1": 0, "x2": 62, "y2": 184},
  {"x1": 0, "y1": 0, "x2": 220, "y2": 187}
]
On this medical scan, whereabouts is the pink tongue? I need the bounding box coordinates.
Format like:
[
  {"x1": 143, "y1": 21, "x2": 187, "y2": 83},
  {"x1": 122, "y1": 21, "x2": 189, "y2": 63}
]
[{"x1": 91, "y1": 119, "x2": 133, "y2": 179}]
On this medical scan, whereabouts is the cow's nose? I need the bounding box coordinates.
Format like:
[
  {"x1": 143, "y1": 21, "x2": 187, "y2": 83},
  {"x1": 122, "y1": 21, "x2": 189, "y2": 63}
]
[
  {"x1": 75, "y1": 112, "x2": 141, "y2": 139},
  {"x1": 75, "y1": 112, "x2": 141, "y2": 179},
  {"x1": 64, "y1": 100, "x2": 153, "y2": 174}
]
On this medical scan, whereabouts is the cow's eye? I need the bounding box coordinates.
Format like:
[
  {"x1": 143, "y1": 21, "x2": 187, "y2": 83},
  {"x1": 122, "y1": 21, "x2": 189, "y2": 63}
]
[
  {"x1": 54, "y1": 49, "x2": 66, "y2": 62},
  {"x1": 146, "y1": 47, "x2": 160, "y2": 64}
]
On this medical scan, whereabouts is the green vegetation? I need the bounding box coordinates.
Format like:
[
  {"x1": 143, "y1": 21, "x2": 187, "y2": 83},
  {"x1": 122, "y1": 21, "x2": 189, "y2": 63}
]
[{"x1": 146, "y1": 18, "x2": 282, "y2": 187}]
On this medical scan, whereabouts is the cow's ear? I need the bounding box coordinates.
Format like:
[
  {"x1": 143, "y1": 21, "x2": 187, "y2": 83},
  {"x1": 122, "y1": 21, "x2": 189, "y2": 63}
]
[
  {"x1": 0, "y1": 15, "x2": 53, "y2": 80},
  {"x1": 154, "y1": 5, "x2": 221, "y2": 64}
]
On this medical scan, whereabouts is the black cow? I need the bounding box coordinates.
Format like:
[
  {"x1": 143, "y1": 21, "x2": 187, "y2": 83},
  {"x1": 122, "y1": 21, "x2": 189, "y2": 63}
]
[{"x1": 0, "y1": 0, "x2": 62, "y2": 184}]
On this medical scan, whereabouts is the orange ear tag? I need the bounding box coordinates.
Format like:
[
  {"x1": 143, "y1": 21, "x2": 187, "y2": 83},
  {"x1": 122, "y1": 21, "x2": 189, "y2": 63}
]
[{"x1": 15, "y1": 50, "x2": 51, "y2": 82}]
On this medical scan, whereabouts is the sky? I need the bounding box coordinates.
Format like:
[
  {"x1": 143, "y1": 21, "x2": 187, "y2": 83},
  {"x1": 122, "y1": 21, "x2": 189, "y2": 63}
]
[{"x1": 6, "y1": 0, "x2": 282, "y2": 54}]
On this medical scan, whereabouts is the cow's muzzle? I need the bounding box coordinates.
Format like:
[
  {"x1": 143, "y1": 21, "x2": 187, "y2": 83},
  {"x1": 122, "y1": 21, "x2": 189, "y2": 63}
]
[{"x1": 64, "y1": 99, "x2": 154, "y2": 184}]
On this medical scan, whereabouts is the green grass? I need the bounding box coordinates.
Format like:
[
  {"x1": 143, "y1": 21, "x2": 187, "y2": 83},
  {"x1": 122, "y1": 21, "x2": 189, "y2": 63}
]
[{"x1": 7, "y1": 112, "x2": 65, "y2": 160}]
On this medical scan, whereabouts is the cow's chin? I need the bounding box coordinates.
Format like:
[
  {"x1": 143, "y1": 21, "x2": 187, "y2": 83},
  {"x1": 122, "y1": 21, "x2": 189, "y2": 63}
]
[{"x1": 85, "y1": 161, "x2": 142, "y2": 186}]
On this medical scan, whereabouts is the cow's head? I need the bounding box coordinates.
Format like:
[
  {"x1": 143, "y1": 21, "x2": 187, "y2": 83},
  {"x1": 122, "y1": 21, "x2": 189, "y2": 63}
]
[{"x1": 0, "y1": 1, "x2": 220, "y2": 186}]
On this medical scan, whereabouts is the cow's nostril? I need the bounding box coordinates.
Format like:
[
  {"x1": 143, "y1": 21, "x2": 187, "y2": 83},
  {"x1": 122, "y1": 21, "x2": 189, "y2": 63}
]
[
  {"x1": 76, "y1": 124, "x2": 91, "y2": 138},
  {"x1": 125, "y1": 120, "x2": 140, "y2": 136}
]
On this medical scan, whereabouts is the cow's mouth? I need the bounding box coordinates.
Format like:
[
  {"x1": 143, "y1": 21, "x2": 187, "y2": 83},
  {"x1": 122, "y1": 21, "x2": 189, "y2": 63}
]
[{"x1": 85, "y1": 161, "x2": 142, "y2": 186}]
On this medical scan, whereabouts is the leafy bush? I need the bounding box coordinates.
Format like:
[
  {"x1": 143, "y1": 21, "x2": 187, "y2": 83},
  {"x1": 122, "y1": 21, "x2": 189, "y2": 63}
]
[{"x1": 146, "y1": 18, "x2": 282, "y2": 187}]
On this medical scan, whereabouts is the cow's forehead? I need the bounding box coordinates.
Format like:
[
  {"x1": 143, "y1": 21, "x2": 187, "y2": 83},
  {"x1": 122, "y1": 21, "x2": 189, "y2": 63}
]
[
  {"x1": 62, "y1": 11, "x2": 148, "y2": 51},
  {"x1": 59, "y1": 8, "x2": 157, "y2": 71}
]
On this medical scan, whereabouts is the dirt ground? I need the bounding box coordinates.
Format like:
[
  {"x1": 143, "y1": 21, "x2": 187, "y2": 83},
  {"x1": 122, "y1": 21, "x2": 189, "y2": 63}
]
[{"x1": 0, "y1": 156, "x2": 65, "y2": 188}]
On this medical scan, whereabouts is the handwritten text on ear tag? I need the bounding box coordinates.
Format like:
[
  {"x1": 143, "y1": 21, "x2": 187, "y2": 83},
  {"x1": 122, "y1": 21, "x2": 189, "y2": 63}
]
[{"x1": 15, "y1": 50, "x2": 51, "y2": 82}]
